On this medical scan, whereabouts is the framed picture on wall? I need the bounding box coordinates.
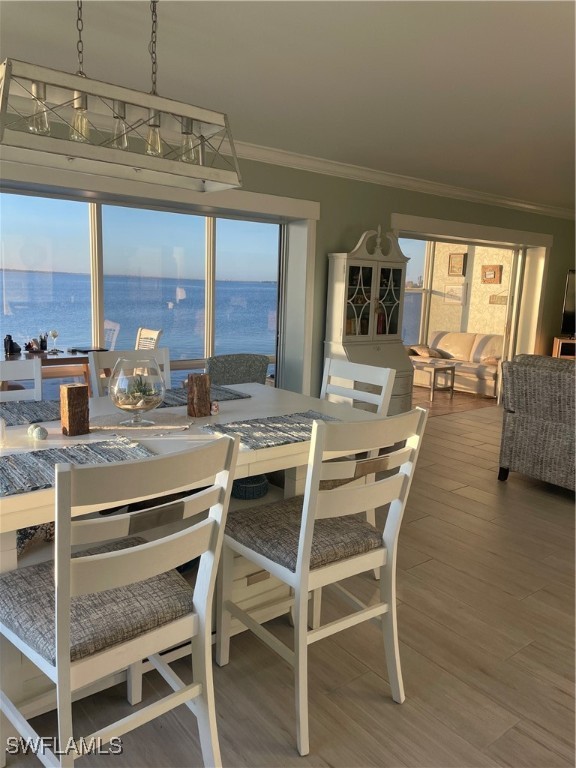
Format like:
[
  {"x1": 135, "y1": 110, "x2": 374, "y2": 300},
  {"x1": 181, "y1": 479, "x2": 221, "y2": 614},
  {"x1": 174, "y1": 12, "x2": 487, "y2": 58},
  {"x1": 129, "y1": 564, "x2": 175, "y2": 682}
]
[
  {"x1": 448, "y1": 253, "x2": 467, "y2": 276},
  {"x1": 481, "y1": 264, "x2": 503, "y2": 284},
  {"x1": 444, "y1": 284, "x2": 466, "y2": 305}
]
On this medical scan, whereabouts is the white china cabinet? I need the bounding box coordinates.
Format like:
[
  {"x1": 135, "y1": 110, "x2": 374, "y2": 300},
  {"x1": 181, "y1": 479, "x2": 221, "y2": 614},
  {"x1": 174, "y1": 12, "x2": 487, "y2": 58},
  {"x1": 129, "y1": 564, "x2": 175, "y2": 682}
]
[{"x1": 324, "y1": 228, "x2": 413, "y2": 414}]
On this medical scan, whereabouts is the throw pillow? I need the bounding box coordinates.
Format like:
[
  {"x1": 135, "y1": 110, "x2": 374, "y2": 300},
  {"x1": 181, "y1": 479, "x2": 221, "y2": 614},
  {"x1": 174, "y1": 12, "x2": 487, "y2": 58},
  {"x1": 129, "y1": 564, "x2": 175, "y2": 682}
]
[
  {"x1": 410, "y1": 344, "x2": 430, "y2": 356},
  {"x1": 481, "y1": 356, "x2": 500, "y2": 366},
  {"x1": 410, "y1": 344, "x2": 444, "y2": 358}
]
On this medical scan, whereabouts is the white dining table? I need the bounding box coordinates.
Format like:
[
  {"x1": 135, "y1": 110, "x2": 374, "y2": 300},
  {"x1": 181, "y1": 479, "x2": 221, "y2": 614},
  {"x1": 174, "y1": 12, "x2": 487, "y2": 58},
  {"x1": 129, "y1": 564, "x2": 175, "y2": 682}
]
[
  {"x1": 0, "y1": 383, "x2": 377, "y2": 569},
  {"x1": 0, "y1": 382, "x2": 384, "y2": 728}
]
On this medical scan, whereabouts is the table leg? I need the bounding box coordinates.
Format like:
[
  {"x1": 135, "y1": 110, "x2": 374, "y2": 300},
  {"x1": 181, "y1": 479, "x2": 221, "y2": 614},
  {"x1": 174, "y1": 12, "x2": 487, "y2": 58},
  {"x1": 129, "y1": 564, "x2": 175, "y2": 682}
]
[{"x1": 430, "y1": 369, "x2": 436, "y2": 402}]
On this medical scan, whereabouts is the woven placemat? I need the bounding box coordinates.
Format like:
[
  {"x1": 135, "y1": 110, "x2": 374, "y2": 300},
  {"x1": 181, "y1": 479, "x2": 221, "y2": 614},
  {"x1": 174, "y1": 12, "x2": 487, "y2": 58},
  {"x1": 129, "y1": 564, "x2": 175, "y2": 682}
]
[
  {"x1": 0, "y1": 436, "x2": 155, "y2": 497},
  {"x1": 201, "y1": 410, "x2": 339, "y2": 450},
  {"x1": 0, "y1": 400, "x2": 61, "y2": 427}
]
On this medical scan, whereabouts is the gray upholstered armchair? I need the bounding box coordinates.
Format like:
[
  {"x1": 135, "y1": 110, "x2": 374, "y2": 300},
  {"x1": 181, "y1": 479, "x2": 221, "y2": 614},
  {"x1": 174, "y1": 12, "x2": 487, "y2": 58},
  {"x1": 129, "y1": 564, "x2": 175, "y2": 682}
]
[{"x1": 498, "y1": 354, "x2": 575, "y2": 491}]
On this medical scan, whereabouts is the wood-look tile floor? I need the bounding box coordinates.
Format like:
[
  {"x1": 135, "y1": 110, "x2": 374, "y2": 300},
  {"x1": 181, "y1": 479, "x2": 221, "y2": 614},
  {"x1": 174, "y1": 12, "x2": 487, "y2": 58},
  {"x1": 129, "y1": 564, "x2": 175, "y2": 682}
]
[
  {"x1": 16, "y1": 406, "x2": 575, "y2": 768},
  {"x1": 411, "y1": 385, "x2": 498, "y2": 417}
]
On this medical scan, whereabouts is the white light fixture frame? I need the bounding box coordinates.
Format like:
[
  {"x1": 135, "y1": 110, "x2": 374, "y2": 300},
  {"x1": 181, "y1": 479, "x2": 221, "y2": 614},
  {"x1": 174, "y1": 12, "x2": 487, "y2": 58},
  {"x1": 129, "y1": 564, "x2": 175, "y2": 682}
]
[{"x1": 0, "y1": 59, "x2": 242, "y2": 193}]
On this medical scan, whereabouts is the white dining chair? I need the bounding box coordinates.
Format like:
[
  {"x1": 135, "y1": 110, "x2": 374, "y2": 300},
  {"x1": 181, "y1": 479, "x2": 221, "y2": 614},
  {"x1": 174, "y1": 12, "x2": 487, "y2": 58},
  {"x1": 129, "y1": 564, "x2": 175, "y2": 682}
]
[
  {"x1": 135, "y1": 327, "x2": 163, "y2": 350},
  {"x1": 0, "y1": 358, "x2": 42, "y2": 401},
  {"x1": 320, "y1": 357, "x2": 395, "y2": 414},
  {"x1": 318, "y1": 357, "x2": 396, "y2": 594},
  {"x1": 88, "y1": 348, "x2": 171, "y2": 397},
  {"x1": 103, "y1": 319, "x2": 120, "y2": 350},
  {"x1": 217, "y1": 408, "x2": 427, "y2": 756},
  {"x1": 0, "y1": 435, "x2": 239, "y2": 768}
]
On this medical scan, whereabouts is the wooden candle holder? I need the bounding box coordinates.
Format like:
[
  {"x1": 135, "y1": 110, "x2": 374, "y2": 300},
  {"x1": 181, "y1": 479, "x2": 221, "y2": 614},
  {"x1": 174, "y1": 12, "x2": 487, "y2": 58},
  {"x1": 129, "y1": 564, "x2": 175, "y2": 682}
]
[
  {"x1": 60, "y1": 383, "x2": 90, "y2": 436},
  {"x1": 187, "y1": 373, "x2": 211, "y2": 417}
]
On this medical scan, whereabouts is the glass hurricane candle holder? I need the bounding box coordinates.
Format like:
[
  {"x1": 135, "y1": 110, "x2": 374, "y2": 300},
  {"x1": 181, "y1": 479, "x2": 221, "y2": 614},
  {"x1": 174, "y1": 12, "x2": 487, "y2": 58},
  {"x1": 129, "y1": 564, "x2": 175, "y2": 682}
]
[{"x1": 109, "y1": 357, "x2": 165, "y2": 426}]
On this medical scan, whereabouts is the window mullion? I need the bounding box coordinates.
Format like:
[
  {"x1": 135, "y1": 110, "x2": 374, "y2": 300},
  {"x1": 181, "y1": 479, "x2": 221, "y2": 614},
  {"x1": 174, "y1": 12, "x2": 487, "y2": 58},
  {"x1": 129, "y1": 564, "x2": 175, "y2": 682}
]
[
  {"x1": 89, "y1": 203, "x2": 104, "y2": 347},
  {"x1": 204, "y1": 216, "x2": 216, "y2": 358}
]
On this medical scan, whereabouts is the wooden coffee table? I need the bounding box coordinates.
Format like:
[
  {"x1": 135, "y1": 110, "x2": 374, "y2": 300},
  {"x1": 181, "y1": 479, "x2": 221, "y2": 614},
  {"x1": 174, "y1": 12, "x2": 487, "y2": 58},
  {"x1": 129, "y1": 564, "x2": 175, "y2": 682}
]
[{"x1": 417, "y1": 361, "x2": 456, "y2": 402}]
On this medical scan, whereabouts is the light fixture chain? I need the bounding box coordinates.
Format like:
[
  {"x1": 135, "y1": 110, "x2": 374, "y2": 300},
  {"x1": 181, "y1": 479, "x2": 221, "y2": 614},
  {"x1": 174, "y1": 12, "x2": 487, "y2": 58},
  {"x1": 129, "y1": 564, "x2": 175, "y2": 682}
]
[
  {"x1": 76, "y1": 0, "x2": 85, "y2": 75},
  {"x1": 149, "y1": 0, "x2": 158, "y2": 94}
]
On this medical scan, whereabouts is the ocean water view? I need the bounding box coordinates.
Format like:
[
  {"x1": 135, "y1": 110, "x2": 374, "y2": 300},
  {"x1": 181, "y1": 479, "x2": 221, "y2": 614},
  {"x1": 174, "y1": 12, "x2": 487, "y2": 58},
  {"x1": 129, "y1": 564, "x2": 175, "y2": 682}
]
[
  {"x1": 2, "y1": 269, "x2": 422, "y2": 399},
  {"x1": 1, "y1": 270, "x2": 278, "y2": 360}
]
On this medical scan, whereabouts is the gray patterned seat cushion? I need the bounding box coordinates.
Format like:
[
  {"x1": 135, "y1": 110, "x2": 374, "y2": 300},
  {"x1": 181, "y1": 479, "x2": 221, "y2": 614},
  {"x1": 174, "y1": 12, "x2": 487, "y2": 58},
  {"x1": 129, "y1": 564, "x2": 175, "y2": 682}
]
[
  {"x1": 0, "y1": 537, "x2": 194, "y2": 665},
  {"x1": 225, "y1": 497, "x2": 383, "y2": 572}
]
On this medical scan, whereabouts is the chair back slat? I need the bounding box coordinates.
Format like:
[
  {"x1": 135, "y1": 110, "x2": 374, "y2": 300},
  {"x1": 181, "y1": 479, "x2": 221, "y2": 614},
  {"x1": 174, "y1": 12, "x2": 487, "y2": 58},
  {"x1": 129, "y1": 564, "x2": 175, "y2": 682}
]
[
  {"x1": 323, "y1": 383, "x2": 383, "y2": 407},
  {"x1": 314, "y1": 473, "x2": 405, "y2": 520},
  {"x1": 65, "y1": 440, "x2": 228, "y2": 513},
  {"x1": 323, "y1": 408, "x2": 423, "y2": 455},
  {"x1": 70, "y1": 518, "x2": 216, "y2": 596},
  {"x1": 88, "y1": 348, "x2": 171, "y2": 397},
  {"x1": 70, "y1": 484, "x2": 223, "y2": 546},
  {"x1": 320, "y1": 358, "x2": 395, "y2": 415},
  {"x1": 0, "y1": 358, "x2": 42, "y2": 401}
]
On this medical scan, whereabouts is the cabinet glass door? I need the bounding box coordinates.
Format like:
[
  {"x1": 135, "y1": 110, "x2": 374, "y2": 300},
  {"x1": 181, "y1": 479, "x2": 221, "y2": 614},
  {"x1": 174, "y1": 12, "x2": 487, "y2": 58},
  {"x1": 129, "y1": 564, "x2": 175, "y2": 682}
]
[
  {"x1": 345, "y1": 263, "x2": 373, "y2": 337},
  {"x1": 375, "y1": 267, "x2": 402, "y2": 336}
]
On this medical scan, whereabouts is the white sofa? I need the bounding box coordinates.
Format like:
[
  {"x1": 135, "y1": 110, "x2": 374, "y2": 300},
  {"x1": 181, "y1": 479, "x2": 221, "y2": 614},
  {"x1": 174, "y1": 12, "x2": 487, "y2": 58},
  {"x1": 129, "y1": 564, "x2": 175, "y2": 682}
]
[{"x1": 409, "y1": 331, "x2": 503, "y2": 397}]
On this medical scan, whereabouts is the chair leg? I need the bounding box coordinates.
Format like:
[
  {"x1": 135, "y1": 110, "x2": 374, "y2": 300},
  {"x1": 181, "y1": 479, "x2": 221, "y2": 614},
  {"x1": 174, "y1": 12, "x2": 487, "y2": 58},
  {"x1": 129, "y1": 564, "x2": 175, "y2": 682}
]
[
  {"x1": 191, "y1": 631, "x2": 222, "y2": 768},
  {"x1": 127, "y1": 661, "x2": 143, "y2": 705},
  {"x1": 293, "y1": 586, "x2": 310, "y2": 756},
  {"x1": 57, "y1": 683, "x2": 75, "y2": 767},
  {"x1": 380, "y1": 563, "x2": 405, "y2": 704},
  {"x1": 215, "y1": 544, "x2": 234, "y2": 667}
]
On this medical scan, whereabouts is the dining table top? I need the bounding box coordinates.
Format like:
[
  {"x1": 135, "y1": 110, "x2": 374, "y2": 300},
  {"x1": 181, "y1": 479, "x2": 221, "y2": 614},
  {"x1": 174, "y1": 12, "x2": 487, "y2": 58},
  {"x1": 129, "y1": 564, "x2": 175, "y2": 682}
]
[{"x1": 0, "y1": 383, "x2": 378, "y2": 535}]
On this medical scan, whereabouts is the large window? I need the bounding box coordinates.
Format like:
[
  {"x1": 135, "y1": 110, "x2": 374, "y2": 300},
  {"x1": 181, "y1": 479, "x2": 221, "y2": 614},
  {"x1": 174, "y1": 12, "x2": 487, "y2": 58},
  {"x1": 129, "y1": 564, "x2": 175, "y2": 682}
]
[
  {"x1": 400, "y1": 238, "x2": 426, "y2": 345},
  {"x1": 399, "y1": 236, "x2": 515, "y2": 346},
  {"x1": 0, "y1": 195, "x2": 91, "y2": 350},
  {"x1": 1, "y1": 194, "x2": 281, "y2": 386},
  {"x1": 214, "y1": 219, "x2": 279, "y2": 362},
  {"x1": 102, "y1": 206, "x2": 206, "y2": 359}
]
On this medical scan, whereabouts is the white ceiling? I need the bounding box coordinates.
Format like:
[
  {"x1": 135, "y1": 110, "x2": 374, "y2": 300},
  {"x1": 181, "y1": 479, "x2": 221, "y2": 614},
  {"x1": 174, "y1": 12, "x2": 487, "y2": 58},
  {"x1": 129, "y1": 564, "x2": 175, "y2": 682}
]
[{"x1": 1, "y1": 1, "x2": 574, "y2": 214}]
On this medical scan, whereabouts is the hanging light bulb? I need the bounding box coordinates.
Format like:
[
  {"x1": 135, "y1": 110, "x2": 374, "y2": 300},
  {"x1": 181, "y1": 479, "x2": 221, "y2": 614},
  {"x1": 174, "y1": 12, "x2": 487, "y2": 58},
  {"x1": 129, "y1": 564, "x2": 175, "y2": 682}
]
[
  {"x1": 112, "y1": 100, "x2": 129, "y2": 150},
  {"x1": 146, "y1": 108, "x2": 162, "y2": 156},
  {"x1": 29, "y1": 82, "x2": 50, "y2": 135},
  {"x1": 180, "y1": 117, "x2": 200, "y2": 164},
  {"x1": 70, "y1": 89, "x2": 89, "y2": 142}
]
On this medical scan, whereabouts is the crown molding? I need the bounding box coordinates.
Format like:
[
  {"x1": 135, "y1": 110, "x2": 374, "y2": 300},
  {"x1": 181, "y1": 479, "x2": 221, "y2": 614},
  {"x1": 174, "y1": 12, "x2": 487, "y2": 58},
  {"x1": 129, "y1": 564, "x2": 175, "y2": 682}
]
[{"x1": 235, "y1": 141, "x2": 574, "y2": 221}]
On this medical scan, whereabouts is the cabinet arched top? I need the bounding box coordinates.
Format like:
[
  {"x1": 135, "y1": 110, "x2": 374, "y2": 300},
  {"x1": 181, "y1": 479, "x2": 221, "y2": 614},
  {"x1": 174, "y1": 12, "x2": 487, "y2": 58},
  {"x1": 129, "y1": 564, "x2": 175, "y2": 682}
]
[{"x1": 347, "y1": 227, "x2": 409, "y2": 265}]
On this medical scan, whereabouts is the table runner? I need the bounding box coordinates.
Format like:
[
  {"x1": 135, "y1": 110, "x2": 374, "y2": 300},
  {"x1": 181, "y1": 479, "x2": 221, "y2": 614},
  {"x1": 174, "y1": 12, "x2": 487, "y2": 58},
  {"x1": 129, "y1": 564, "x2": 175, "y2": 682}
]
[
  {"x1": 201, "y1": 410, "x2": 339, "y2": 450},
  {"x1": 0, "y1": 400, "x2": 61, "y2": 427},
  {"x1": 0, "y1": 437, "x2": 155, "y2": 498},
  {"x1": 159, "y1": 385, "x2": 250, "y2": 408},
  {"x1": 0, "y1": 385, "x2": 249, "y2": 427}
]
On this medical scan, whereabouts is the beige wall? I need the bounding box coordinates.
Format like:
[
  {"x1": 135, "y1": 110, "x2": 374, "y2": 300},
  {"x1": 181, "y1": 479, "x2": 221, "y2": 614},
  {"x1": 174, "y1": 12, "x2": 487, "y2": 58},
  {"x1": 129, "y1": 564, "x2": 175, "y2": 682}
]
[
  {"x1": 428, "y1": 243, "x2": 514, "y2": 337},
  {"x1": 239, "y1": 158, "x2": 574, "y2": 394}
]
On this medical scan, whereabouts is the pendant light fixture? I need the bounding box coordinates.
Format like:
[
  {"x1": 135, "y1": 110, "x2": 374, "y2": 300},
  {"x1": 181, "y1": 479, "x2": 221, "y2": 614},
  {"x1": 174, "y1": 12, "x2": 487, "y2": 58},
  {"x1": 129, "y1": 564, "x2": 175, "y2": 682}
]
[{"x1": 0, "y1": 1, "x2": 241, "y2": 193}]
